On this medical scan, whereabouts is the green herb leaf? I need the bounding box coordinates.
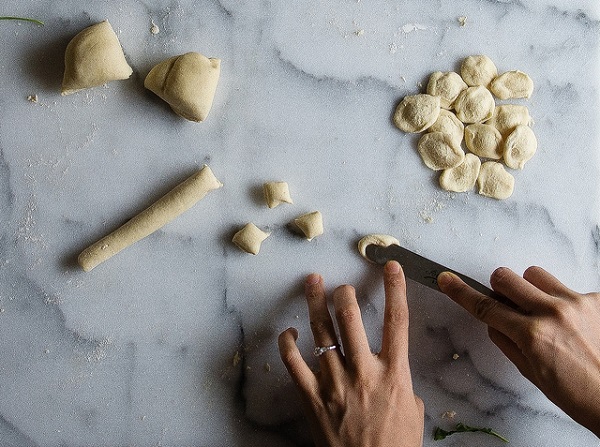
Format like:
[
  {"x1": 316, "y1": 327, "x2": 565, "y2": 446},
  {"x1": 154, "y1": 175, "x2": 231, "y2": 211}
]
[
  {"x1": 434, "y1": 422, "x2": 509, "y2": 443},
  {"x1": 0, "y1": 16, "x2": 44, "y2": 26}
]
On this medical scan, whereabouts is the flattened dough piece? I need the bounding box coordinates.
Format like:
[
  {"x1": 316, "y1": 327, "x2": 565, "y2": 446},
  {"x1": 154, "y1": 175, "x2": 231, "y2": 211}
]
[
  {"x1": 144, "y1": 52, "x2": 221, "y2": 122},
  {"x1": 358, "y1": 234, "x2": 400, "y2": 261},
  {"x1": 464, "y1": 123, "x2": 503, "y2": 159},
  {"x1": 232, "y1": 223, "x2": 270, "y2": 255},
  {"x1": 460, "y1": 55, "x2": 498, "y2": 87},
  {"x1": 487, "y1": 104, "x2": 531, "y2": 137},
  {"x1": 439, "y1": 153, "x2": 481, "y2": 193},
  {"x1": 503, "y1": 125, "x2": 537, "y2": 169},
  {"x1": 490, "y1": 70, "x2": 534, "y2": 99},
  {"x1": 426, "y1": 71, "x2": 468, "y2": 109},
  {"x1": 294, "y1": 211, "x2": 323, "y2": 241},
  {"x1": 393, "y1": 94, "x2": 441, "y2": 133},
  {"x1": 428, "y1": 110, "x2": 464, "y2": 146},
  {"x1": 418, "y1": 132, "x2": 465, "y2": 171},
  {"x1": 62, "y1": 20, "x2": 133, "y2": 95},
  {"x1": 477, "y1": 161, "x2": 515, "y2": 200},
  {"x1": 78, "y1": 165, "x2": 223, "y2": 271},
  {"x1": 263, "y1": 182, "x2": 293, "y2": 208},
  {"x1": 454, "y1": 86, "x2": 495, "y2": 124}
]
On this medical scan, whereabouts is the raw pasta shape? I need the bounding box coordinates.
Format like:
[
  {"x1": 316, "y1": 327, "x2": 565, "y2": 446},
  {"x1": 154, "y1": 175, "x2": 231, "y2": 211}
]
[
  {"x1": 464, "y1": 123, "x2": 503, "y2": 159},
  {"x1": 487, "y1": 104, "x2": 531, "y2": 137},
  {"x1": 418, "y1": 132, "x2": 465, "y2": 171},
  {"x1": 263, "y1": 182, "x2": 293, "y2": 208},
  {"x1": 293, "y1": 211, "x2": 323, "y2": 241},
  {"x1": 232, "y1": 223, "x2": 270, "y2": 255},
  {"x1": 439, "y1": 153, "x2": 481, "y2": 193},
  {"x1": 426, "y1": 71, "x2": 468, "y2": 109},
  {"x1": 454, "y1": 86, "x2": 495, "y2": 124},
  {"x1": 477, "y1": 161, "x2": 515, "y2": 200},
  {"x1": 503, "y1": 125, "x2": 538, "y2": 169},
  {"x1": 460, "y1": 55, "x2": 498, "y2": 88},
  {"x1": 428, "y1": 110, "x2": 464, "y2": 146},
  {"x1": 393, "y1": 94, "x2": 441, "y2": 133},
  {"x1": 490, "y1": 70, "x2": 534, "y2": 100},
  {"x1": 358, "y1": 234, "x2": 400, "y2": 261}
]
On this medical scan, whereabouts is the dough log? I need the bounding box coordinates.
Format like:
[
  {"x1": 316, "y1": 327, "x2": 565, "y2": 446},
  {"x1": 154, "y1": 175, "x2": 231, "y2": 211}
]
[{"x1": 78, "y1": 165, "x2": 223, "y2": 272}]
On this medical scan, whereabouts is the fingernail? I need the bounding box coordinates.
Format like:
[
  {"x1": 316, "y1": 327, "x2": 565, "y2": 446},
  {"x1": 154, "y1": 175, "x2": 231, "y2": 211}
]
[
  {"x1": 385, "y1": 260, "x2": 400, "y2": 274},
  {"x1": 437, "y1": 271, "x2": 453, "y2": 288},
  {"x1": 305, "y1": 273, "x2": 320, "y2": 286}
]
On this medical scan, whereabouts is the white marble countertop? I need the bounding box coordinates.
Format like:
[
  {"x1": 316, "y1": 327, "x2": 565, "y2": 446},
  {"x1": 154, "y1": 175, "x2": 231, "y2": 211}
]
[{"x1": 1, "y1": 1, "x2": 599, "y2": 446}]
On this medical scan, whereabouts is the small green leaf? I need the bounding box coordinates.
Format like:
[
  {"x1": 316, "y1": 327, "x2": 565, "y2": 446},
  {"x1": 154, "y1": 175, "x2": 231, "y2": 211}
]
[
  {"x1": 434, "y1": 422, "x2": 509, "y2": 443},
  {"x1": 0, "y1": 16, "x2": 44, "y2": 26}
]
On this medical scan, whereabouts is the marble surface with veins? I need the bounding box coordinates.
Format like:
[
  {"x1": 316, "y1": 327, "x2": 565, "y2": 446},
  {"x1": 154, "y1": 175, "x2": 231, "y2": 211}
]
[{"x1": 1, "y1": 0, "x2": 599, "y2": 446}]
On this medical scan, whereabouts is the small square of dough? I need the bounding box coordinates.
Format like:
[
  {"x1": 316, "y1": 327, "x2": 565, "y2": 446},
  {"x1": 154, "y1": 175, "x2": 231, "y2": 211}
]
[
  {"x1": 477, "y1": 161, "x2": 515, "y2": 200},
  {"x1": 460, "y1": 55, "x2": 498, "y2": 88},
  {"x1": 490, "y1": 70, "x2": 534, "y2": 99},
  {"x1": 293, "y1": 211, "x2": 323, "y2": 241},
  {"x1": 393, "y1": 94, "x2": 441, "y2": 133},
  {"x1": 426, "y1": 71, "x2": 468, "y2": 109},
  {"x1": 263, "y1": 182, "x2": 293, "y2": 208},
  {"x1": 232, "y1": 223, "x2": 270, "y2": 255},
  {"x1": 144, "y1": 52, "x2": 221, "y2": 122},
  {"x1": 439, "y1": 153, "x2": 481, "y2": 193},
  {"x1": 464, "y1": 123, "x2": 503, "y2": 159},
  {"x1": 418, "y1": 132, "x2": 465, "y2": 171},
  {"x1": 503, "y1": 125, "x2": 537, "y2": 169},
  {"x1": 454, "y1": 86, "x2": 495, "y2": 124}
]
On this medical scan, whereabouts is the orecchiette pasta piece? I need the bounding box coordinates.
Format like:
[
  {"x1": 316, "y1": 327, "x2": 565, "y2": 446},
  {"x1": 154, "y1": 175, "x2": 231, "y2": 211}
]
[
  {"x1": 62, "y1": 20, "x2": 133, "y2": 95},
  {"x1": 490, "y1": 70, "x2": 534, "y2": 99},
  {"x1": 487, "y1": 104, "x2": 531, "y2": 137},
  {"x1": 417, "y1": 132, "x2": 465, "y2": 171},
  {"x1": 144, "y1": 52, "x2": 221, "y2": 122},
  {"x1": 439, "y1": 153, "x2": 481, "y2": 193},
  {"x1": 426, "y1": 71, "x2": 468, "y2": 109},
  {"x1": 263, "y1": 182, "x2": 293, "y2": 208},
  {"x1": 503, "y1": 125, "x2": 538, "y2": 169},
  {"x1": 358, "y1": 234, "x2": 400, "y2": 261},
  {"x1": 293, "y1": 211, "x2": 324, "y2": 241},
  {"x1": 464, "y1": 123, "x2": 503, "y2": 159},
  {"x1": 477, "y1": 161, "x2": 515, "y2": 200},
  {"x1": 232, "y1": 223, "x2": 270, "y2": 255},
  {"x1": 460, "y1": 55, "x2": 498, "y2": 88},
  {"x1": 393, "y1": 94, "x2": 441, "y2": 133},
  {"x1": 454, "y1": 86, "x2": 495, "y2": 124},
  {"x1": 428, "y1": 110, "x2": 464, "y2": 146}
]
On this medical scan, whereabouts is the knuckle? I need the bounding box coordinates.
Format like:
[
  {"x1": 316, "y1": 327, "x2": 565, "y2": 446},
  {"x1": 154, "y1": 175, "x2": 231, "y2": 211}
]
[
  {"x1": 473, "y1": 296, "x2": 499, "y2": 321},
  {"x1": 336, "y1": 305, "x2": 360, "y2": 324},
  {"x1": 385, "y1": 306, "x2": 408, "y2": 328},
  {"x1": 310, "y1": 318, "x2": 331, "y2": 336}
]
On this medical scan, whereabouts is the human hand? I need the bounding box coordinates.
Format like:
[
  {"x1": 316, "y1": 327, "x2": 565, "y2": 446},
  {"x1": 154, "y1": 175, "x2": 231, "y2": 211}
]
[
  {"x1": 278, "y1": 261, "x2": 424, "y2": 447},
  {"x1": 437, "y1": 266, "x2": 600, "y2": 437}
]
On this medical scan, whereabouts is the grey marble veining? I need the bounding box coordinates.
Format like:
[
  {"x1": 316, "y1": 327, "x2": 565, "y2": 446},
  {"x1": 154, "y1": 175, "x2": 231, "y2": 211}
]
[{"x1": 1, "y1": 1, "x2": 599, "y2": 446}]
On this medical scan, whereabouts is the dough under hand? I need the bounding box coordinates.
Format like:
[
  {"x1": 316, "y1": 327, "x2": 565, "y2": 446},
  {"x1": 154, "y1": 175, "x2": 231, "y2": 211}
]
[
  {"x1": 393, "y1": 94, "x2": 441, "y2": 133},
  {"x1": 477, "y1": 161, "x2": 515, "y2": 200},
  {"x1": 358, "y1": 234, "x2": 399, "y2": 261},
  {"x1": 232, "y1": 223, "x2": 270, "y2": 255},
  {"x1": 293, "y1": 211, "x2": 323, "y2": 241},
  {"x1": 78, "y1": 165, "x2": 223, "y2": 271},
  {"x1": 144, "y1": 52, "x2": 221, "y2": 122},
  {"x1": 62, "y1": 20, "x2": 133, "y2": 95}
]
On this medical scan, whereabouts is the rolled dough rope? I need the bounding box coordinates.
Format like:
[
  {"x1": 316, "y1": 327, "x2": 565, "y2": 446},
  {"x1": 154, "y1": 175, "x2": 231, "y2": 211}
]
[{"x1": 78, "y1": 165, "x2": 223, "y2": 272}]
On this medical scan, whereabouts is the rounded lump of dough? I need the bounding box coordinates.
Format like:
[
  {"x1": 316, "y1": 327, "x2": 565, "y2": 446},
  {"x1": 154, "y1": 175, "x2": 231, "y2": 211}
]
[
  {"x1": 393, "y1": 94, "x2": 441, "y2": 133},
  {"x1": 464, "y1": 123, "x2": 503, "y2": 159},
  {"x1": 293, "y1": 211, "x2": 324, "y2": 241},
  {"x1": 454, "y1": 86, "x2": 495, "y2": 124},
  {"x1": 426, "y1": 71, "x2": 468, "y2": 109},
  {"x1": 490, "y1": 70, "x2": 534, "y2": 100},
  {"x1": 62, "y1": 20, "x2": 133, "y2": 95},
  {"x1": 232, "y1": 223, "x2": 270, "y2": 255},
  {"x1": 503, "y1": 125, "x2": 537, "y2": 169},
  {"x1": 417, "y1": 132, "x2": 465, "y2": 171},
  {"x1": 460, "y1": 55, "x2": 498, "y2": 88},
  {"x1": 439, "y1": 153, "x2": 481, "y2": 193},
  {"x1": 477, "y1": 161, "x2": 515, "y2": 200}
]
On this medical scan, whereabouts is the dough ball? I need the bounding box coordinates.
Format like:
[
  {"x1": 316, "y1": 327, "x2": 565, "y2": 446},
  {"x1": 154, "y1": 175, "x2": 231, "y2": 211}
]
[
  {"x1": 62, "y1": 20, "x2": 133, "y2": 95},
  {"x1": 490, "y1": 70, "x2": 534, "y2": 99},
  {"x1": 454, "y1": 86, "x2": 495, "y2": 124},
  {"x1": 293, "y1": 211, "x2": 323, "y2": 241},
  {"x1": 144, "y1": 52, "x2": 221, "y2": 122},
  {"x1": 477, "y1": 161, "x2": 515, "y2": 200},
  {"x1": 263, "y1": 182, "x2": 293, "y2": 208},
  {"x1": 393, "y1": 94, "x2": 441, "y2": 133},
  {"x1": 358, "y1": 234, "x2": 400, "y2": 261},
  {"x1": 232, "y1": 223, "x2": 270, "y2": 255},
  {"x1": 426, "y1": 71, "x2": 468, "y2": 109},
  {"x1": 439, "y1": 153, "x2": 482, "y2": 193},
  {"x1": 487, "y1": 104, "x2": 531, "y2": 137},
  {"x1": 460, "y1": 55, "x2": 498, "y2": 87},
  {"x1": 464, "y1": 123, "x2": 503, "y2": 159},
  {"x1": 503, "y1": 125, "x2": 537, "y2": 169},
  {"x1": 428, "y1": 110, "x2": 464, "y2": 146},
  {"x1": 417, "y1": 132, "x2": 465, "y2": 171}
]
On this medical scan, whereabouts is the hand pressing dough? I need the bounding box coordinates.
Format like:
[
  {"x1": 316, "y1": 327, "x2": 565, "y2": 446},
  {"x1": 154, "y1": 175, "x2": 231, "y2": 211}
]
[
  {"x1": 428, "y1": 110, "x2": 464, "y2": 146},
  {"x1": 232, "y1": 223, "x2": 270, "y2": 255},
  {"x1": 426, "y1": 71, "x2": 468, "y2": 109},
  {"x1": 487, "y1": 104, "x2": 531, "y2": 137},
  {"x1": 62, "y1": 20, "x2": 133, "y2": 95},
  {"x1": 464, "y1": 123, "x2": 503, "y2": 159},
  {"x1": 460, "y1": 55, "x2": 498, "y2": 87},
  {"x1": 78, "y1": 165, "x2": 223, "y2": 272},
  {"x1": 439, "y1": 153, "x2": 481, "y2": 193},
  {"x1": 358, "y1": 234, "x2": 400, "y2": 261},
  {"x1": 477, "y1": 161, "x2": 515, "y2": 199},
  {"x1": 490, "y1": 70, "x2": 534, "y2": 99},
  {"x1": 393, "y1": 94, "x2": 441, "y2": 133},
  {"x1": 144, "y1": 52, "x2": 221, "y2": 122},
  {"x1": 293, "y1": 211, "x2": 323, "y2": 241},
  {"x1": 418, "y1": 132, "x2": 465, "y2": 171},
  {"x1": 454, "y1": 86, "x2": 495, "y2": 124},
  {"x1": 503, "y1": 125, "x2": 537, "y2": 169},
  {"x1": 263, "y1": 182, "x2": 293, "y2": 208}
]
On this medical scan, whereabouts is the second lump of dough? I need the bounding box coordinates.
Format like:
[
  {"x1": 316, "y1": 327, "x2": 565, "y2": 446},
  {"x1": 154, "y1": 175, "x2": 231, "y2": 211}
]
[
  {"x1": 418, "y1": 132, "x2": 465, "y2": 171},
  {"x1": 293, "y1": 211, "x2": 324, "y2": 241},
  {"x1": 144, "y1": 52, "x2": 221, "y2": 122},
  {"x1": 232, "y1": 223, "x2": 270, "y2": 255},
  {"x1": 393, "y1": 94, "x2": 441, "y2": 133},
  {"x1": 263, "y1": 182, "x2": 293, "y2": 208}
]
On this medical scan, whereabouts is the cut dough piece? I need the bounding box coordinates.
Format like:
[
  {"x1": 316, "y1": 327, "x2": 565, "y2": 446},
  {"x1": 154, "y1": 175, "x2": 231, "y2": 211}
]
[
  {"x1": 263, "y1": 182, "x2": 293, "y2": 208},
  {"x1": 487, "y1": 104, "x2": 531, "y2": 137},
  {"x1": 439, "y1": 153, "x2": 481, "y2": 193},
  {"x1": 460, "y1": 55, "x2": 498, "y2": 87},
  {"x1": 293, "y1": 211, "x2": 323, "y2": 241},
  {"x1": 144, "y1": 52, "x2": 221, "y2": 122},
  {"x1": 454, "y1": 86, "x2": 495, "y2": 123},
  {"x1": 62, "y1": 20, "x2": 133, "y2": 95},
  {"x1": 477, "y1": 161, "x2": 515, "y2": 200},
  {"x1": 393, "y1": 94, "x2": 441, "y2": 133},
  {"x1": 428, "y1": 110, "x2": 464, "y2": 146},
  {"x1": 490, "y1": 70, "x2": 534, "y2": 99},
  {"x1": 418, "y1": 132, "x2": 465, "y2": 171},
  {"x1": 464, "y1": 123, "x2": 503, "y2": 159},
  {"x1": 232, "y1": 223, "x2": 270, "y2": 255},
  {"x1": 78, "y1": 165, "x2": 223, "y2": 271},
  {"x1": 503, "y1": 125, "x2": 538, "y2": 169},
  {"x1": 426, "y1": 71, "x2": 468, "y2": 109},
  {"x1": 358, "y1": 234, "x2": 400, "y2": 261}
]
